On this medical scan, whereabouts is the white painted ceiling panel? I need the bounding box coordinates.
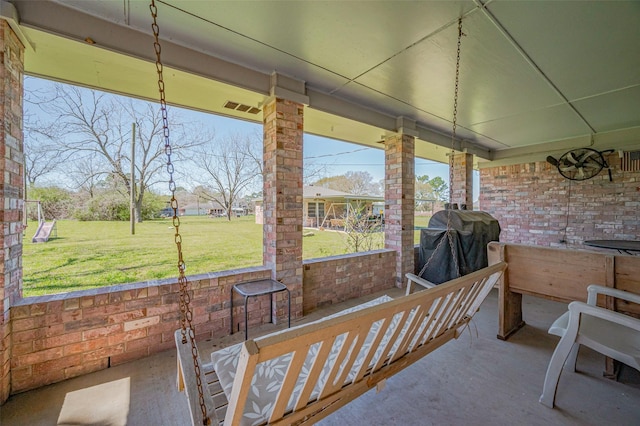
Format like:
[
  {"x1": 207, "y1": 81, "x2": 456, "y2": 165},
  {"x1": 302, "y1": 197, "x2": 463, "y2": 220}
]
[
  {"x1": 159, "y1": 0, "x2": 475, "y2": 80},
  {"x1": 574, "y1": 85, "x2": 640, "y2": 133},
  {"x1": 354, "y1": 9, "x2": 567, "y2": 130},
  {"x1": 488, "y1": 1, "x2": 640, "y2": 101},
  {"x1": 469, "y1": 103, "x2": 592, "y2": 148},
  {"x1": 11, "y1": 0, "x2": 640, "y2": 165}
]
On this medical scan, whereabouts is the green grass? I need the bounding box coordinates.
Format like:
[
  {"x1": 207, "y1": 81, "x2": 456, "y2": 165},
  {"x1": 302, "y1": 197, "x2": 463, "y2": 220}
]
[
  {"x1": 414, "y1": 214, "x2": 432, "y2": 244},
  {"x1": 414, "y1": 214, "x2": 431, "y2": 228},
  {"x1": 22, "y1": 216, "x2": 368, "y2": 296},
  {"x1": 23, "y1": 214, "x2": 429, "y2": 296}
]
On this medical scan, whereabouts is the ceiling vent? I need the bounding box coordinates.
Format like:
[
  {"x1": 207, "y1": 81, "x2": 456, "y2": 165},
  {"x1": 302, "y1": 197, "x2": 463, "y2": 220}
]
[{"x1": 223, "y1": 100, "x2": 261, "y2": 115}]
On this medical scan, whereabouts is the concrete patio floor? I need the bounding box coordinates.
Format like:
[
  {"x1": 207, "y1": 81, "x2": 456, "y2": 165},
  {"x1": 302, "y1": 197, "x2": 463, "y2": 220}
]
[{"x1": 1, "y1": 288, "x2": 639, "y2": 426}]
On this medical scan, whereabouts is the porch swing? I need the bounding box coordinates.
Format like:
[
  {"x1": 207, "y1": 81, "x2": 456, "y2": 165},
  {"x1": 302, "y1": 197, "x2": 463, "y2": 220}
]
[{"x1": 150, "y1": 4, "x2": 505, "y2": 425}]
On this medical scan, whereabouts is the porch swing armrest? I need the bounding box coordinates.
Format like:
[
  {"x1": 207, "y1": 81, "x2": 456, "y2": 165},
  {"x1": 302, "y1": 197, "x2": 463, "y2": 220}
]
[
  {"x1": 405, "y1": 273, "x2": 437, "y2": 295},
  {"x1": 175, "y1": 329, "x2": 219, "y2": 426}
]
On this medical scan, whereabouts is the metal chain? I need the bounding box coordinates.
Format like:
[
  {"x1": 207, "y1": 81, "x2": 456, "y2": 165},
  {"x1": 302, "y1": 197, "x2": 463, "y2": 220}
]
[
  {"x1": 149, "y1": 2, "x2": 210, "y2": 425},
  {"x1": 449, "y1": 18, "x2": 463, "y2": 207},
  {"x1": 419, "y1": 17, "x2": 464, "y2": 279}
]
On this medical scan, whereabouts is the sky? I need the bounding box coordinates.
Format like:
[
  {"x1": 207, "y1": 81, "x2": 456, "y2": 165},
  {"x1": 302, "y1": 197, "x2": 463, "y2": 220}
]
[
  {"x1": 178, "y1": 111, "x2": 478, "y2": 200},
  {"x1": 25, "y1": 77, "x2": 478, "y2": 200},
  {"x1": 174, "y1": 106, "x2": 456, "y2": 188}
]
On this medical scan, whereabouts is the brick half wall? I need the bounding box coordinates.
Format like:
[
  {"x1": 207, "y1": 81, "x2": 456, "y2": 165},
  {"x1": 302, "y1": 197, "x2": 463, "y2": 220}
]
[
  {"x1": 10, "y1": 267, "x2": 271, "y2": 394},
  {"x1": 6, "y1": 251, "x2": 396, "y2": 395},
  {"x1": 303, "y1": 250, "x2": 396, "y2": 313}
]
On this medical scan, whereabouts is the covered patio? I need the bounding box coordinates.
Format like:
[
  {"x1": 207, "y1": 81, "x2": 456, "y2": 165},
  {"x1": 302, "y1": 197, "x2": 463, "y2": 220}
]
[
  {"x1": 1, "y1": 1, "x2": 639, "y2": 424},
  {"x1": 2, "y1": 289, "x2": 640, "y2": 425}
]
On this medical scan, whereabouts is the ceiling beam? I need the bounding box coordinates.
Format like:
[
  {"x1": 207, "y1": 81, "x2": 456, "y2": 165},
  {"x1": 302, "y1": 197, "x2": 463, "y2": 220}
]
[
  {"x1": 15, "y1": 0, "x2": 272, "y2": 95},
  {"x1": 0, "y1": 0, "x2": 34, "y2": 50},
  {"x1": 477, "y1": 126, "x2": 640, "y2": 168}
]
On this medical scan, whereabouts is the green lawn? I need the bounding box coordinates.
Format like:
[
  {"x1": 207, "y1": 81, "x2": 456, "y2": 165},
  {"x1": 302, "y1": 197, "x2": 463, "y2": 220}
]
[
  {"x1": 23, "y1": 215, "x2": 428, "y2": 296},
  {"x1": 22, "y1": 216, "x2": 365, "y2": 296}
]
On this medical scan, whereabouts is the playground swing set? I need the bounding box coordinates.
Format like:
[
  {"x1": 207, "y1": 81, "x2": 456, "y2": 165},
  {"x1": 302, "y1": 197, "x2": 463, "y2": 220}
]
[{"x1": 24, "y1": 199, "x2": 57, "y2": 243}]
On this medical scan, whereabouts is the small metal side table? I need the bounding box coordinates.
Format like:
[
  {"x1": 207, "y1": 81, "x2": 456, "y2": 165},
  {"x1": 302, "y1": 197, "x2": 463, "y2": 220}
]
[{"x1": 230, "y1": 279, "x2": 291, "y2": 340}]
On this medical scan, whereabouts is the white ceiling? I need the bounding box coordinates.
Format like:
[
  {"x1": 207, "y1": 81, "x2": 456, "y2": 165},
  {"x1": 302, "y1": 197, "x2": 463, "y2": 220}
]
[{"x1": 7, "y1": 0, "x2": 640, "y2": 166}]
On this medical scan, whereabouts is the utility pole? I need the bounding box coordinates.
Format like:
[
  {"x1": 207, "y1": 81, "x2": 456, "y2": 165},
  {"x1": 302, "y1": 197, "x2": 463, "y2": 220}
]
[{"x1": 130, "y1": 122, "x2": 136, "y2": 235}]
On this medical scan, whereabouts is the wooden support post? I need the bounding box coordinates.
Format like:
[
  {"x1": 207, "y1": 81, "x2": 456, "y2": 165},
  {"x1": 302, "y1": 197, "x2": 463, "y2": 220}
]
[
  {"x1": 488, "y1": 243, "x2": 525, "y2": 340},
  {"x1": 603, "y1": 255, "x2": 618, "y2": 379}
]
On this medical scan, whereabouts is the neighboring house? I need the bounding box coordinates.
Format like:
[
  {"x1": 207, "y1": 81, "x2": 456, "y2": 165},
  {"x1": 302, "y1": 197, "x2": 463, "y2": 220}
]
[
  {"x1": 207, "y1": 203, "x2": 251, "y2": 218},
  {"x1": 205, "y1": 200, "x2": 228, "y2": 217},
  {"x1": 163, "y1": 198, "x2": 251, "y2": 217},
  {"x1": 181, "y1": 203, "x2": 209, "y2": 216},
  {"x1": 254, "y1": 186, "x2": 383, "y2": 228}
]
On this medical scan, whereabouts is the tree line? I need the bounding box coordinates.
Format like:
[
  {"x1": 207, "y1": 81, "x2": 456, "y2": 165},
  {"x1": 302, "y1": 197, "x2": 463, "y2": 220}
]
[{"x1": 25, "y1": 79, "x2": 264, "y2": 222}]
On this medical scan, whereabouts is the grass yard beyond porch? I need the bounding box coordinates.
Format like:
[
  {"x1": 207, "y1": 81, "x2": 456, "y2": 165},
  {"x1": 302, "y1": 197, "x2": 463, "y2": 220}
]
[{"x1": 23, "y1": 216, "x2": 419, "y2": 296}]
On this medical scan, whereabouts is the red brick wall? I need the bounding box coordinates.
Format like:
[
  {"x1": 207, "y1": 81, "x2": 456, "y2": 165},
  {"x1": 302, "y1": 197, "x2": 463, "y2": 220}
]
[
  {"x1": 10, "y1": 267, "x2": 271, "y2": 393},
  {"x1": 0, "y1": 21, "x2": 24, "y2": 403},
  {"x1": 302, "y1": 250, "x2": 396, "y2": 313},
  {"x1": 480, "y1": 154, "x2": 640, "y2": 248},
  {"x1": 6, "y1": 250, "x2": 394, "y2": 395}
]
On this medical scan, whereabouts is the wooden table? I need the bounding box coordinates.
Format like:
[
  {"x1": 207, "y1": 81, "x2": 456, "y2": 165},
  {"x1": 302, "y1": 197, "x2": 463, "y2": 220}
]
[
  {"x1": 230, "y1": 279, "x2": 290, "y2": 340},
  {"x1": 584, "y1": 240, "x2": 640, "y2": 255}
]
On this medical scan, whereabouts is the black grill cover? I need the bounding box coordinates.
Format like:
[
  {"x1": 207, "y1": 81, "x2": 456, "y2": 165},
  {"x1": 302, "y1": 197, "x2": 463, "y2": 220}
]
[{"x1": 417, "y1": 210, "x2": 500, "y2": 284}]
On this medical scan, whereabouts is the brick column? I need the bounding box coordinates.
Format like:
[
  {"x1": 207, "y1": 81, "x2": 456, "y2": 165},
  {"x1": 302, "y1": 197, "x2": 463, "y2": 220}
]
[
  {"x1": 451, "y1": 152, "x2": 473, "y2": 209},
  {"x1": 0, "y1": 20, "x2": 25, "y2": 403},
  {"x1": 384, "y1": 134, "x2": 415, "y2": 288},
  {"x1": 263, "y1": 97, "x2": 304, "y2": 319}
]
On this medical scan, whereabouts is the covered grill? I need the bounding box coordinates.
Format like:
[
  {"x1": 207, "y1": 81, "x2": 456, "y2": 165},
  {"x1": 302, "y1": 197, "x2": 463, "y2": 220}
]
[{"x1": 416, "y1": 210, "x2": 501, "y2": 284}]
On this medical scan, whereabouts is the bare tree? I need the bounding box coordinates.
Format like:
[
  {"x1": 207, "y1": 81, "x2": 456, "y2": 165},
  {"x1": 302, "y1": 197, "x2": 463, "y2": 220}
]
[
  {"x1": 23, "y1": 79, "x2": 72, "y2": 186},
  {"x1": 313, "y1": 171, "x2": 381, "y2": 195},
  {"x1": 192, "y1": 133, "x2": 261, "y2": 220},
  {"x1": 303, "y1": 161, "x2": 329, "y2": 186},
  {"x1": 68, "y1": 153, "x2": 108, "y2": 198},
  {"x1": 23, "y1": 134, "x2": 65, "y2": 186},
  {"x1": 34, "y1": 83, "x2": 204, "y2": 221},
  {"x1": 343, "y1": 201, "x2": 383, "y2": 253}
]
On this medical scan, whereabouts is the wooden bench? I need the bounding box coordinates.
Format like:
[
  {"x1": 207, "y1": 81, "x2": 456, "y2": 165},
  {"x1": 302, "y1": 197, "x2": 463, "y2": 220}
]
[{"x1": 176, "y1": 262, "x2": 506, "y2": 426}]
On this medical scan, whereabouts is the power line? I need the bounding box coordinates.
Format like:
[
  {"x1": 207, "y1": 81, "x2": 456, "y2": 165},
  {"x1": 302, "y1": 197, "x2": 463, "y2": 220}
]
[
  {"x1": 305, "y1": 161, "x2": 447, "y2": 167},
  {"x1": 303, "y1": 147, "x2": 371, "y2": 160}
]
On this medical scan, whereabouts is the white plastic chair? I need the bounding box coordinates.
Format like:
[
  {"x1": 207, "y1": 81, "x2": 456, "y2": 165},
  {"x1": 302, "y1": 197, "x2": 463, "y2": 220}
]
[
  {"x1": 539, "y1": 284, "x2": 640, "y2": 408},
  {"x1": 405, "y1": 273, "x2": 437, "y2": 295}
]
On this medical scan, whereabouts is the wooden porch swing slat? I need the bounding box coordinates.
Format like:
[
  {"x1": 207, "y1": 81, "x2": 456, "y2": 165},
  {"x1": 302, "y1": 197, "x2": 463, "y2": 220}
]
[{"x1": 176, "y1": 262, "x2": 506, "y2": 426}]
